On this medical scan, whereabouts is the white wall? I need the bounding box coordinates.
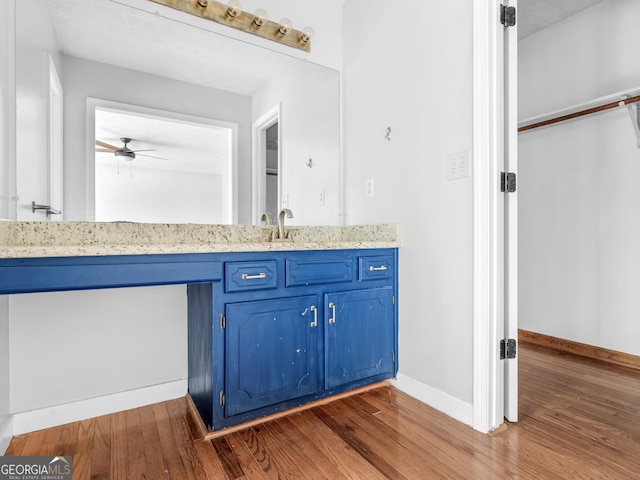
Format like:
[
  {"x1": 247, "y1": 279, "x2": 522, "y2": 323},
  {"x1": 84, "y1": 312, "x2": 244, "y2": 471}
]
[
  {"x1": 96, "y1": 163, "x2": 223, "y2": 224},
  {"x1": 343, "y1": 0, "x2": 474, "y2": 407},
  {"x1": 519, "y1": 0, "x2": 640, "y2": 355},
  {"x1": 10, "y1": 286, "x2": 186, "y2": 413},
  {"x1": 253, "y1": 62, "x2": 341, "y2": 225}
]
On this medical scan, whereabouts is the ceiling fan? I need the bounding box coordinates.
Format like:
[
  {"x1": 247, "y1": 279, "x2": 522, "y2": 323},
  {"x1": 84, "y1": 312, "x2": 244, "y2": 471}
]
[{"x1": 95, "y1": 137, "x2": 168, "y2": 161}]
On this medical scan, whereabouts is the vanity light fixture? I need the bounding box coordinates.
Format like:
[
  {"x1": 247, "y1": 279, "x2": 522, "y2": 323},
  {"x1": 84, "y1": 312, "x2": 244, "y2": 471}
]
[{"x1": 146, "y1": 0, "x2": 313, "y2": 52}]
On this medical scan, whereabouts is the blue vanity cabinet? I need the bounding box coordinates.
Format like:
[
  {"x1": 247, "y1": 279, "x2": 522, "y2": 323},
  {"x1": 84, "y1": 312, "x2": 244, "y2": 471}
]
[
  {"x1": 324, "y1": 287, "x2": 395, "y2": 389},
  {"x1": 224, "y1": 295, "x2": 320, "y2": 417},
  {"x1": 187, "y1": 248, "x2": 398, "y2": 431},
  {"x1": 0, "y1": 247, "x2": 397, "y2": 434}
]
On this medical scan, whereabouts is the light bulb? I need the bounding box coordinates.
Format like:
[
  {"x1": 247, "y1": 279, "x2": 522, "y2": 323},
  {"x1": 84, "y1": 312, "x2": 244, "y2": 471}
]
[
  {"x1": 226, "y1": 0, "x2": 242, "y2": 19},
  {"x1": 252, "y1": 8, "x2": 268, "y2": 28},
  {"x1": 277, "y1": 18, "x2": 292, "y2": 35},
  {"x1": 300, "y1": 26, "x2": 314, "y2": 44}
]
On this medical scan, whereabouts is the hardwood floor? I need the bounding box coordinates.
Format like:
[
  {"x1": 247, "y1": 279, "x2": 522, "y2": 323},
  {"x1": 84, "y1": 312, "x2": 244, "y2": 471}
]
[{"x1": 7, "y1": 344, "x2": 640, "y2": 479}]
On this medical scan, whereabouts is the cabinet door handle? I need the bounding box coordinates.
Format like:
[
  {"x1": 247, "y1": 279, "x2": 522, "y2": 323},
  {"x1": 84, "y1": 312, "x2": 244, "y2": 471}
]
[
  {"x1": 369, "y1": 265, "x2": 388, "y2": 272},
  {"x1": 241, "y1": 272, "x2": 266, "y2": 280},
  {"x1": 328, "y1": 302, "x2": 336, "y2": 324},
  {"x1": 310, "y1": 305, "x2": 318, "y2": 327}
]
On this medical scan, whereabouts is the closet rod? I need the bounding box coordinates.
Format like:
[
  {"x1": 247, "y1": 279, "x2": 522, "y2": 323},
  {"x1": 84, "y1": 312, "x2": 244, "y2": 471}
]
[{"x1": 518, "y1": 94, "x2": 640, "y2": 133}]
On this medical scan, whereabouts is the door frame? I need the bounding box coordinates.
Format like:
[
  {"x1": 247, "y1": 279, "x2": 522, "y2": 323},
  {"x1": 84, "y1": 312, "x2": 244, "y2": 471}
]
[
  {"x1": 47, "y1": 55, "x2": 63, "y2": 221},
  {"x1": 472, "y1": 0, "x2": 517, "y2": 433}
]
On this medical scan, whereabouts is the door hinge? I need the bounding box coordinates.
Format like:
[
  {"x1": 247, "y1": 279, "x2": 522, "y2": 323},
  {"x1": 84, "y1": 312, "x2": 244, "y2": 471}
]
[
  {"x1": 392, "y1": 294, "x2": 395, "y2": 305},
  {"x1": 500, "y1": 338, "x2": 517, "y2": 359},
  {"x1": 500, "y1": 4, "x2": 516, "y2": 27},
  {"x1": 219, "y1": 313, "x2": 226, "y2": 330},
  {"x1": 501, "y1": 172, "x2": 516, "y2": 193},
  {"x1": 219, "y1": 390, "x2": 225, "y2": 407},
  {"x1": 392, "y1": 351, "x2": 395, "y2": 363}
]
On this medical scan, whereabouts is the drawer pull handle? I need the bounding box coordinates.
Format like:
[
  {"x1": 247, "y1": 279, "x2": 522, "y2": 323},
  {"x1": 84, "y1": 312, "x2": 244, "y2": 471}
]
[
  {"x1": 310, "y1": 306, "x2": 318, "y2": 327},
  {"x1": 329, "y1": 302, "x2": 336, "y2": 324},
  {"x1": 369, "y1": 265, "x2": 388, "y2": 272},
  {"x1": 241, "y1": 272, "x2": 266, "y2": 280}
]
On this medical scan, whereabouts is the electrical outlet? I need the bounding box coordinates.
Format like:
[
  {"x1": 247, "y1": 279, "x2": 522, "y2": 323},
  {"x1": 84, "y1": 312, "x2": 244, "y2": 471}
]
[
  {"x1": 365, "y1": 178, "x2": 374, "y2": 197},
  {"x1": 319, "y1": 189, "x2": 325, "y2": 205},
  {"x1": 447, "y1": 150, "x2": 471, "y2": 180},
  {"x1": 281, "y1": 194, "x2": 289, "y2": 208}
]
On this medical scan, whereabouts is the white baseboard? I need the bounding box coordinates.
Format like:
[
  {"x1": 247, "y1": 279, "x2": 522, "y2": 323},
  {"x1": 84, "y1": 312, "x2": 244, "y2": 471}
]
[
  {"x1": 393, "y1": 373, "x2": 473, "y2": 427},
  {"x1": 12, "y1": 380, "x2": 187, "y2": 436},
  {"x1": 0, "y1": 414, "x2": 14, "y2": 455}
]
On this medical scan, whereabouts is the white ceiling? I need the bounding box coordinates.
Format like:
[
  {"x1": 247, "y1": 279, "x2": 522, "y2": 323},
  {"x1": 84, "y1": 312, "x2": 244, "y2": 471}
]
[
  {"x1": 95, "y1": 109, "x2": 231, "y2": 174},
  {"x1": 518, "y1": 0, "x2": 604, "y2": 39},
  {"x1": 45, "y1": 0, "x2": 291, "y2": 96}
]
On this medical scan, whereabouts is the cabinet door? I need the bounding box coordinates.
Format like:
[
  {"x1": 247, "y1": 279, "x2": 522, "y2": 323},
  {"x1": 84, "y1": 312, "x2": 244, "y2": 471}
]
[
  {"x1": 325, "y1": 287, "x2": 395, "y2": 389},
  {"x1": 225, "y1": 295, "x2": 319, "y2": 417}
]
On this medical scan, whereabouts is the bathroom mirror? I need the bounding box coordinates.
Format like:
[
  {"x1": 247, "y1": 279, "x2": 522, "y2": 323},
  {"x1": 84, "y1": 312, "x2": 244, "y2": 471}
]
[{"x1": 15, "y1": 0, "x2": 340, "y2": 225}]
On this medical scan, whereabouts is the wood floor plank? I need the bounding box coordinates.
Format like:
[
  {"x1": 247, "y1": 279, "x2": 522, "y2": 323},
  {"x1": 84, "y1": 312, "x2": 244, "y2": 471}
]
[
  {"x1": 248, "y1": 422, "x2": 314, "y2": 480},
  {"x1": 275, "y1": 414, "x2": 348, "y2": 480},
  {"x1": 68, "y1": 417, "x2": 95, "y2": 480},
  {"x1": 4, "y1": 432, "x2": 28, "y2": 456},
  {"x1": 88, "y1": 413, "x2": 112, "y2": 480},
  {"x1": 138, "y1": 403, "x2": 171, "y2": 480},
  {"x1": 124, "y1": 407, "x2": 148, "y2": 480},
  {"x1": 237, "y1": 424, "x2": 289, "y2": 480},
  {"x1": 151, "y1": 401, "x2": 190, "y2": 479},
  {"x1": 311, "y1": 403, "x2": 409, "y2": 479},
  {"x1": 109, "y1": 410, "x2": 129, "y2": 479},
  {"x1": 285, "y1": 409, "x2": 388, "y2": 480},
  {"x1": 193, "y1": 438, "x2": 233, "y2": 480},
  {"x1": 226, "y1": 431, "x2": 271, "y2": 480},
  {"x1": 211, "y1": 436, "x2": 246, "y2": 479},
  {"x1": 6, "y1": 344, "x2": 640, "y2": 479},
  {"x1": 165, "y1": 398, "x2": 207, "y2": 478}
]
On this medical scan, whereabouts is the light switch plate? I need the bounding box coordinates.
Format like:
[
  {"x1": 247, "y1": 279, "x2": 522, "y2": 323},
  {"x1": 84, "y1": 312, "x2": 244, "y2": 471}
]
[
  {"x1": 365, "y1": 178, "x2": 374, "y2": 197},
  {"x1": 447, "y1": 150, "x2": 471, "y2": 180}
]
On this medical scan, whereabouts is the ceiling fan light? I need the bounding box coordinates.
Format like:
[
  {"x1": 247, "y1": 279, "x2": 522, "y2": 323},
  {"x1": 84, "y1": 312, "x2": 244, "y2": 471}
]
[{"x1": 115, "y1": 150, "x2": 136, "y2": 160}]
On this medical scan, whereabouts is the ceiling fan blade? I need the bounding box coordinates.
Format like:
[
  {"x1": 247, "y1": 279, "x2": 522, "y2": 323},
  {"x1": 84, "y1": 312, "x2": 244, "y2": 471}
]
[
  {"x1": 137, "y1": 153, "x2": 169, "y2": 161},
  {"x1": 95, "y1": 148, "x2": 113, "y2": 153},
  {"x1": 131, "y1": 149, "x2": 156, "y2": 153},
  {"x1": 96, "y1": 140, "x2": 119, "y2": 150}
]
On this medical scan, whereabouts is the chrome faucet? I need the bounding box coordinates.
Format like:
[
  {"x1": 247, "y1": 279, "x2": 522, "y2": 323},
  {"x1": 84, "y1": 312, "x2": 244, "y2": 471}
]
[
  {"x1": 277, "y1": 208, "x2": 293, "y2": 240},
  {"x1": 260, "y1": 211, "x2": 273, "y2": 225}
]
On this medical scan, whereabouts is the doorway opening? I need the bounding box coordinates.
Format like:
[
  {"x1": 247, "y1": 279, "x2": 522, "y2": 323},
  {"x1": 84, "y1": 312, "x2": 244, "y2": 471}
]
[
  {"x1": 88, "y1": 99, "x2": 237, "y2": 224},
  {"x1": 252, "y1": 104, "x2": 281, "y2": 224}
]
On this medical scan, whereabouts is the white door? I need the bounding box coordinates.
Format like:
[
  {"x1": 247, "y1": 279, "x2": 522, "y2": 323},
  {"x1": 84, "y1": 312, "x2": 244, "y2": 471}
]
[
  {"x1": 502, "y1": 0, "x2": 519, "y2": 422},
  {"x1": 15, "y1": 52, "x2": 63, "y2": 221}
]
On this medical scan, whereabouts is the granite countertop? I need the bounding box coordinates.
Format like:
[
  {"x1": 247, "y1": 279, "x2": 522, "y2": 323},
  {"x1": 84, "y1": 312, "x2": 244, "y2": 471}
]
[{"x1": 0, "y1": 222, "x2": 402, "y2": 259}]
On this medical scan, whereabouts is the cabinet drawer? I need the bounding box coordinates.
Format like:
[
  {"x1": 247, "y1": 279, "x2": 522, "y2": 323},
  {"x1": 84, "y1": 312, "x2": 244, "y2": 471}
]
[
  {"x1": 286, "y1": 257, "x2": 353, "y2": 287},
  {"x1": 225, "y1": 261, "x2": 278, "y2": 292},
  {"x1": 359, "y1": 255, "x2": 394, "y2": 281}
]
